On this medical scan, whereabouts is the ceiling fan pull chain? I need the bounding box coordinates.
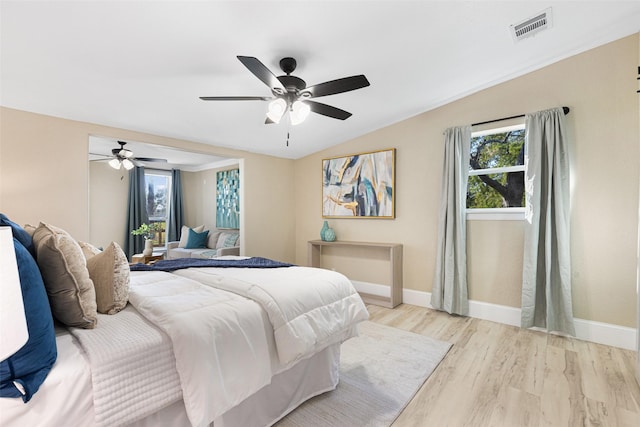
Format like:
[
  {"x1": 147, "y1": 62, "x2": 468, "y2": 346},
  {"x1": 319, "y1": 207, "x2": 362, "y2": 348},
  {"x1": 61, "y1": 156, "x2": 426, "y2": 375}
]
[{"x1": 286, "y1": 131, "x2": 290, "y2": 147}]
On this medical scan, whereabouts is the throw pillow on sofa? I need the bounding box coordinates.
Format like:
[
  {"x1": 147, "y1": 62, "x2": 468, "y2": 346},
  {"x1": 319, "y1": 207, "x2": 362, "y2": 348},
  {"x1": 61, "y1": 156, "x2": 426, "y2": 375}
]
[
  {"x1": 216, "y1": 231, "x2": 239, "y2": 249},
  {"x1": 178, "y1": 225, "x2": 204, "y2": 248},
  {"x1": 185, "y1": 228, "x2": 209, "y2": 249}
]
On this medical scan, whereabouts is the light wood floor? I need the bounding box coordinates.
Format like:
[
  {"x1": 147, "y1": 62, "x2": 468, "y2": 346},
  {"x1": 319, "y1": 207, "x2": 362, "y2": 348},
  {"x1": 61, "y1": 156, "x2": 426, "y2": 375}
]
[{"x1": 366, "y1": 304, "x2": 640, "y2": 427}]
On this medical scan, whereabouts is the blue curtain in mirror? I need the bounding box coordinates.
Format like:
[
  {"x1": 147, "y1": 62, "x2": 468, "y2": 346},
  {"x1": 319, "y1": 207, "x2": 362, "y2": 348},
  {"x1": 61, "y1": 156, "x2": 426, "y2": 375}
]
[
  {"x1": 125, "y1": 166, "x2": 149, "y2": 259},
  {"x1": 168, "y1": 169, "x2": 184, "y2": 241},
  {"x1": 216, "y1": 169, "x2": 240, "y2": 229}
]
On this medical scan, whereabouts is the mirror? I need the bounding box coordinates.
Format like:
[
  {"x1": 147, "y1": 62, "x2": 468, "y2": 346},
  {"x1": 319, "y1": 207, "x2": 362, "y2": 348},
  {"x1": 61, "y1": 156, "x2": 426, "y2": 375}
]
[{"x1": 88, "y1": 135, "x2": 241, "y2": 254}]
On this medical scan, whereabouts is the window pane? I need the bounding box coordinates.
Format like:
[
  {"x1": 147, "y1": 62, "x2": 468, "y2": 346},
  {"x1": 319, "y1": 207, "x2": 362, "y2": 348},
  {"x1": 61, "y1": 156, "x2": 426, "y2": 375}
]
[
  {"x1": 145, "y1": 173, "x2": 170, "y2": 247},
  {"x1": 467, "y1": 172, "x2": 525, "y2": 208},
  {"x1": 470, "y1": 129, "x2": 525, "y2": 171}
]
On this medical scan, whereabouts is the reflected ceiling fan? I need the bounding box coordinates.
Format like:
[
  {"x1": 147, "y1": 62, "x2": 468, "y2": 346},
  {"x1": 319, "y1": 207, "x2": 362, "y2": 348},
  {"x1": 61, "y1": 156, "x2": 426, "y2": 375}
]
[
  {"x1": 90, "y1": 141, "x2": 168, "y2": 170},
  {"x1": 200, "y1": 56, "x2": 370, "y2": 125}
]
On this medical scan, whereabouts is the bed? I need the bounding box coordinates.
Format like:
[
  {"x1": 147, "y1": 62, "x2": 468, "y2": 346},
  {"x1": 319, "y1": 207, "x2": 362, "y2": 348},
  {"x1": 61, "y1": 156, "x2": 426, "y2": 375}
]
[{"x1": 0, "y1": 218, "x2": 369, "y2": 427}]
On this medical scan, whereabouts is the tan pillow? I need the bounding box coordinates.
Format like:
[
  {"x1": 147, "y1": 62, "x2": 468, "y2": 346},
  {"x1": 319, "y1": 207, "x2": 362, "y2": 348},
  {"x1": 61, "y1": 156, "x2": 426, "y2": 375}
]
[
  {"x1": 23, "y1": 223, "x2": 37, "y2": 236},
  {"x1": 86, "y1": 242, "x2": 130, "y2": 315},
  {"x1": 178, "y1": 225, "x2": 204, "y2": 248},
  {"x1": 32, "y1": 222, "x2": 97, "y2": 329},
  {"x1": 207, "y1": 230, "x2": 222, "y2": 249},
  {"x1": 78, "y1": 240, "x2": 102, "y2": 260}
]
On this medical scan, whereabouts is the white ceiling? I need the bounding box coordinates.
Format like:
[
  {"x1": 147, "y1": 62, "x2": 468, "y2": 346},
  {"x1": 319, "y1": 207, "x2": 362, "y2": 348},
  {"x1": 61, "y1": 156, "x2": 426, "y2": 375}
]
[{"x1": 2, "y1": 1, "x2": 639, "y2": 160}]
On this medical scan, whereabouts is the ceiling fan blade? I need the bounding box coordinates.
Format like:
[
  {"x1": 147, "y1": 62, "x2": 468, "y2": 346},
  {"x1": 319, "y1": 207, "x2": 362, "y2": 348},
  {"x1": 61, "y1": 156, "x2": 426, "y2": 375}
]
[
  {"x1": 306, "y1": 100, "x2": 352, "y2": 120},
  {"x1": 237, "y1": 56, "x2": 286, "y2": 93},
  {"x1": 265, "y1": 116, "x2": 276, "y2": 124},
  {"x1": 134, "y1": 157, "x2": 168, "y2": 163},
  {"x1": 303, "y1": 75, "x2": 370, "y2": 98},
  {"x1": 199, "y1": 96, "x2": 272, "y2": 101}
]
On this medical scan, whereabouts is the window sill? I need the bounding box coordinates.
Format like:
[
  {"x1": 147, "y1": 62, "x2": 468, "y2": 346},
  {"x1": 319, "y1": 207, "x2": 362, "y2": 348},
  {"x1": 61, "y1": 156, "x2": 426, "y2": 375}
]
[{"x1": 466, "y1": 208, "x2": 525, "y2": 221}]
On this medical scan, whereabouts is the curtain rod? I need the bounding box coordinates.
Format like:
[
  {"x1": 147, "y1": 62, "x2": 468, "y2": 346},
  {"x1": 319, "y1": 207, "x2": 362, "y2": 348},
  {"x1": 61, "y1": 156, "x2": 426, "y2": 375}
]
[{"x1": 472, "y1": 106, "x2": 570, "y2": 127}]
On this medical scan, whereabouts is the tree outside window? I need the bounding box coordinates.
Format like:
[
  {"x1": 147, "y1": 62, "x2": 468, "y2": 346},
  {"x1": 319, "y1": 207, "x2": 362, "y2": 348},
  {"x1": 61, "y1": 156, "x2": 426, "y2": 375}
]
[
  {"x1": 144, "y1": 172, "x2": 171, "y2": 246},
  {"x1": 467, "y1": 125, "x2": 525, "y2": 210}
]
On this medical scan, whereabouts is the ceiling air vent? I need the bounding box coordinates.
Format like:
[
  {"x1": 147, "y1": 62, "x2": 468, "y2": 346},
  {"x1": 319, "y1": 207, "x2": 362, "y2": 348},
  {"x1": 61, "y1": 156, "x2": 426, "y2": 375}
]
[{"x1": 510, "y1": 8, "x2": 552, "y2": 42}]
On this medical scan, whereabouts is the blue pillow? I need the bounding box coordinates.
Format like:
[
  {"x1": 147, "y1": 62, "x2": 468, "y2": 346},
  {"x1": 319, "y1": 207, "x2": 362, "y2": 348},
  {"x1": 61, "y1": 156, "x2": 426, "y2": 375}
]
[
  {"x1": 0, "y1": 238, "x2": 57, "y2": 403},
  {"x1": 0, "y1": 213, "x2": 34, "y2": 256},
  {"x1": 185, "y1": 228, "x2": 209, "y2": 249}
]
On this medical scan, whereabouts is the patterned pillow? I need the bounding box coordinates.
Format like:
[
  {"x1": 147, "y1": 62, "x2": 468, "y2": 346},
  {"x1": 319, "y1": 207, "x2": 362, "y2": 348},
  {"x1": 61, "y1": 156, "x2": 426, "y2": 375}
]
[
  {"x1": 216, "y1": 232, "x2": 239, "y2": 249},
  {"x1": 178, "y1": 225, "x2": 204, "y2": 248},
  {"x1": 86, "y1": 242, "x2": 130, "y2": 314},
  {"x1": 32, "y1": 222, "x2": 97, "y2": 328}
]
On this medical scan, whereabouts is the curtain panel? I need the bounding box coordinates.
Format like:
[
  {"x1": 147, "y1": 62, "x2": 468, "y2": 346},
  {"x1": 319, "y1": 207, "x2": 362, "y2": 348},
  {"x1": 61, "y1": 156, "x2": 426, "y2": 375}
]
[
  {"x1": 124, "y1": 166, "x2": 149, "y2": 260},
  {"x1": 522, "y1": 107, "x2": 575, "y2": 335},
  {"x1": 167, "y1": 169, "x2": 184, "y2": 242},
  {"x1": 431, "y1": 126, "x2": 471, "y2": 316}
]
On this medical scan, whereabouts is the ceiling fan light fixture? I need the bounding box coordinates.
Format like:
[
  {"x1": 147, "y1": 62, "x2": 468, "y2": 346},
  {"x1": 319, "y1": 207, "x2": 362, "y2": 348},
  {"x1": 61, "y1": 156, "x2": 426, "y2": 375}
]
[
  {"x1": 108, "y1": 158, "x2": 121, "y2": 169},
  {"x1": 122, "y1": 159, "x2": 135, "y2": 170},
  {"x1": 290, "y1": 101, "x2": 311, "y2": 125},
  {"x1": 120, "y1": 149, "x2": 133, "y2": 158},
  {"x1": 266, "y1": 98, "x2": 287, "y2": 124}
]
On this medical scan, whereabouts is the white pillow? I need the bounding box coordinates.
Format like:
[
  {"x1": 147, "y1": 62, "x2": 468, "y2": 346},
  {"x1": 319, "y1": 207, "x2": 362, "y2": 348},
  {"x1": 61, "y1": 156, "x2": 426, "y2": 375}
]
[{"x1": 178, "y1": 225, "x2": 204, "y2": 248}]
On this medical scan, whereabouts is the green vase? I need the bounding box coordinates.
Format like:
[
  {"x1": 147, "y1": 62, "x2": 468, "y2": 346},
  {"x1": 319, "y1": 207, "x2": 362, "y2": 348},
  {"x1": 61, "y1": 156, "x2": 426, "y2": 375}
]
[
  {"x1": 321, "y1": 221, "x2": 336, "y2": 242},
  {"x1": 320, "y1": 221, "x2": 329, "y2": 241}
]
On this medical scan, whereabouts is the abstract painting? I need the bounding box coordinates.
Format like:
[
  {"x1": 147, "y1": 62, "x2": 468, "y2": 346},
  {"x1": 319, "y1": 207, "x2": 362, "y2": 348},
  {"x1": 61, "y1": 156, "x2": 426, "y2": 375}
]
[
  {"x1": 216, "y1": 168, "x2": 240, "y2": 229},
  {"x1": 322, "y1": 148, "x2": 395, "y2": 218}
]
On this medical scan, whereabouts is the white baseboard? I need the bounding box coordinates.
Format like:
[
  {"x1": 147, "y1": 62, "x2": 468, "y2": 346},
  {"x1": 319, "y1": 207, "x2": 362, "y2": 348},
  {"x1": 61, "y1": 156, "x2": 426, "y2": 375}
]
[{"x1": 351, "y1": 280, "x2": 637, "y2": 351}]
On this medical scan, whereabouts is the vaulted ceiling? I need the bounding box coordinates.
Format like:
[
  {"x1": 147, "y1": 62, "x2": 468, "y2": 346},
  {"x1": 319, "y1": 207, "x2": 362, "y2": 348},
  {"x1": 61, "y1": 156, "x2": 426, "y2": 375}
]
[{"x1": 1, "y1": 1, "x2": 639, "y2": 159}]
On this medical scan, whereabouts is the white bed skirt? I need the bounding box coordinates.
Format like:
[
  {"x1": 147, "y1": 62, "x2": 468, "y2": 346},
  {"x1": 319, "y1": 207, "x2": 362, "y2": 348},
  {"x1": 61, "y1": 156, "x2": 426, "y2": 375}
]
[{"x1": 0, "y1": 328, "x2": 340, "y2": 427}]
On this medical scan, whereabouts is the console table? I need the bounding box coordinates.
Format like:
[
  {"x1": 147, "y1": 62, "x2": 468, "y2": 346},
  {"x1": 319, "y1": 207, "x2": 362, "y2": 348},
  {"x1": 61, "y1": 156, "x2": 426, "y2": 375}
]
[{"x1": 308, "y1": 240, "x2": 403, "y2": 308}]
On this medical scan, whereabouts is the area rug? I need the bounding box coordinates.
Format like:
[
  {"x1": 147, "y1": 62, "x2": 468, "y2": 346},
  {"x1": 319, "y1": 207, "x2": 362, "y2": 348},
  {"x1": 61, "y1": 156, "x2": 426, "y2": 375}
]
[{"x1": 275, "y1": 321, "x2": 452, "y2": 427}]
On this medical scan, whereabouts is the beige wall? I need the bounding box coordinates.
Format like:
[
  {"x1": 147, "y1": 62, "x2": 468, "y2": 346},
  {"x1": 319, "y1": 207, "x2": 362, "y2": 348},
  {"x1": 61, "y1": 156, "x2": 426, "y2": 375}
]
[
  {"x1": 89, "y1": 161, "x2": 130, "y2": 249},
  {"x1": 295, "y1": 34, "x2": 640, "y2": 328},
  {"x1": 0, "y1": 108, "x2": 297, "y2": 263}
]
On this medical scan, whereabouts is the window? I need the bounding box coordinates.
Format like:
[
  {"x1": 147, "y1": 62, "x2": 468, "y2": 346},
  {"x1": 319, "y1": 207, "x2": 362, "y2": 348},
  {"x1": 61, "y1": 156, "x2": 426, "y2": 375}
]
[
  {"x1": 144, "y1": 170, "x2": 172, "y2": 247},
  {"x1": 467, "y1": 124, "x2": 525, "y2": 220}
]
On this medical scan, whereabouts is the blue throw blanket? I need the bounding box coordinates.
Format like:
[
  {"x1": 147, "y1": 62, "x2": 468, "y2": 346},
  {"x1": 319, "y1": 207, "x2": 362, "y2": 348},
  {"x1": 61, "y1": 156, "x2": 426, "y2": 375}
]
[{"x1": 130, "y1": 257, "x2": 294, "y2": 272}]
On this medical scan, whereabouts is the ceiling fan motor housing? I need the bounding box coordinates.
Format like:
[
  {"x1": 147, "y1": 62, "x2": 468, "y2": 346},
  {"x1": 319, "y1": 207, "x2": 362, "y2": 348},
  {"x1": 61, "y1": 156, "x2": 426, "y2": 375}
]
[{"x1": 279, "y1": 57, "x2": 297, "y2": 74}]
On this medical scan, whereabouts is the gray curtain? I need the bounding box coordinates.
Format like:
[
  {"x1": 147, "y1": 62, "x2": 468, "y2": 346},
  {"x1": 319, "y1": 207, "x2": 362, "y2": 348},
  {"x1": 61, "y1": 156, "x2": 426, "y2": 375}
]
[
  {"x1": 124, "y1": 166, "x2": 149, "y2": 259},
  {"x1": 521, "y1": 107, "x2": 575, "y2": 335},
  {"x1": 431, "y1": 126, "x2": 471, "y2": 315},
  {"x1": 167, "y1": 169, "x2": 184, "y2": 242}
]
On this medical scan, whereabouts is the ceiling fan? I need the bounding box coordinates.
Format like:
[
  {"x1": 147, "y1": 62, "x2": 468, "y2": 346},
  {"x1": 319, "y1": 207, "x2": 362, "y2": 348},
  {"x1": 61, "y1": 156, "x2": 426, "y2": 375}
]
[
  {"x1": 91, "y1": 141, "x2": 168, "y2": 170},
  {"x1": 200, "y1": 56, "x2": 370, "y2": 125}
]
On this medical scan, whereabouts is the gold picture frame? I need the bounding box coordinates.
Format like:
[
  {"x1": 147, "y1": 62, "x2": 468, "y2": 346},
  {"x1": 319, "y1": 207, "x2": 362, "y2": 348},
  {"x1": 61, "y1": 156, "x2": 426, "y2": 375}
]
[{"x1": 322, "y1": 148, "x2": 395, "y2": 219}]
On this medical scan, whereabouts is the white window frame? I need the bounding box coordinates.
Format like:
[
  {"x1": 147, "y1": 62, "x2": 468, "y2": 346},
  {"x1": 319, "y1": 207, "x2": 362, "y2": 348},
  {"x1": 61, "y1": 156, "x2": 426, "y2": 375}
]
[{"x1": 466, "y1": 123, "x2": 526, "y2": 221}]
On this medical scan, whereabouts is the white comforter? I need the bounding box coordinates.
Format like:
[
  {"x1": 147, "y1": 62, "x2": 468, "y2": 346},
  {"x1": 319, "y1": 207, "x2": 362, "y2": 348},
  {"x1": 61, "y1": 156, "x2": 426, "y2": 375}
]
[
  {"x1": 174, "y1": 265, "x2": 370, "y2": 365},
  {"x1": 128, "y1": 271, "x2": 272, "y2": 427}
]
